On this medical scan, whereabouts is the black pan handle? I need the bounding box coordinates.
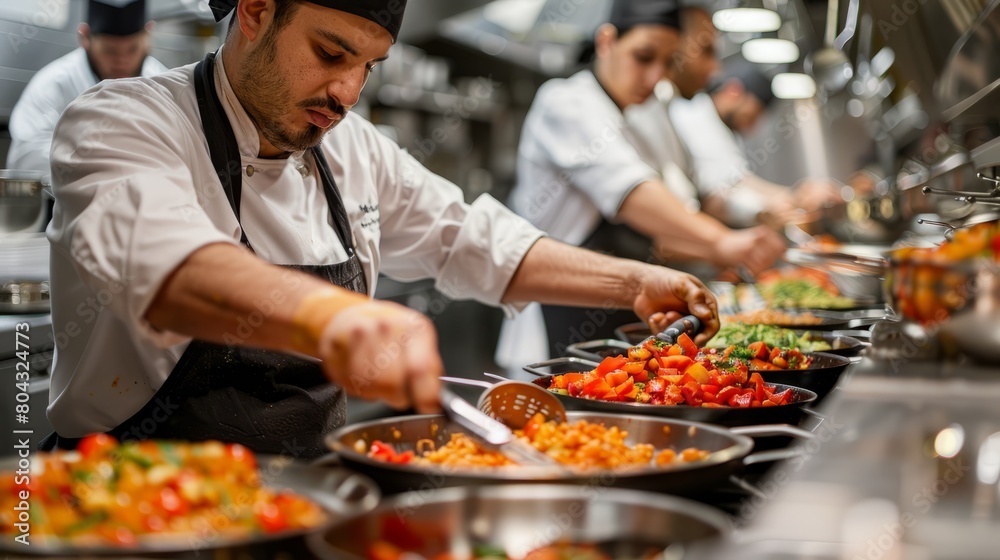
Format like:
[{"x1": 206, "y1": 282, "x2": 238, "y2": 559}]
[{"x1": 522, "y1": 357, "x2": 600, "y2": 377}]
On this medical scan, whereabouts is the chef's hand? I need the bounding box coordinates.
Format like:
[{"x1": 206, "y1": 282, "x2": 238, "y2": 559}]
[
  {"x1": 312, "y1": 298, "x2": 444, "y2": 413},
  {"x1": 794, "y1": 179, "x2": 843, "y2": 213},
  {"x1": 632, "y1": 267, "x2": 720, "y2": 346},
  {"x1": 713, "y1": 226, "x2": 787, "y2": 276}
]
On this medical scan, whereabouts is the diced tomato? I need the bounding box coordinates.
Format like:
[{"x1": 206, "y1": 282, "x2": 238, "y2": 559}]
[
  {"x1": 657, "y1": 370, "x2": 681, "y2": 381},
  {"x1": 605, "y1": 370, "x2": 629, "y2": 388},
  {"x1": 666, "y1": 344, "x2": 683, "y2": 356},
  {"x1": 769, "y1": 347, "x2": 783, "y2": 362},
  {"x1": 369, "y1": 441, "x2": 397, "y2": 461},
  {"x1": 631, "y1": 369, "x2": 649, "y2": 383},
  {"x1": 661, "y1": 355, "x2": 695, "y2": 370},
  {"x1": 664, "y1": 385, "x2": 685, "y2": 404},
  {"x1": 551, "y1": 375, "x2": 569, "y2": 390},
  {"x1": 677, "y1": 333, "x2": 699, "y2": 359},
  {"x1": 584, "y1": 378, "x2": 613, "y2": 397},
  {"x1": 768, "y1": 388, "x2": 793, "y2": 405},
  {"x1": 614, "y1": 377, "x2": 635, "y2": 396},
  {"x1": 749, "y1": 358, "x2": 773, "y2": 370},
  {"x1": 772, "y1": 356, "x2": 788, "y2": 369},
  {"x1": 715, "y1": 386, "x2": 739, "y2": 405},
  {"x1": 747, "y1": 341, "x2": 768, "y2": 360},
  {"x1": 621, "y1": 385, "x2": 640, "y2": 400},
  {"x1": 700, "y1": 384, "x2": 719, "y2": 396},
  {"x1": 701, "y1": 391, "x2": 717, "y2": 404},
  {"x1": 644, "y1": 378, "x2": 667, "y2": 394},
  {"x1": 728, "y1": 391, "x2": 753, "y2": 408},
  {"x1": 77, "y1": 433, "x2": 117, "y2": 459},
  {"x1": 159, "y1": 487, "x2": 189, "y2": 517},
  {"x1": 596, "y1": 355, "x2": 628, "y2": 375}
]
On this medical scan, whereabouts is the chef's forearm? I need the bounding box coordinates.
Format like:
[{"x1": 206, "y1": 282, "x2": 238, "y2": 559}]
[
  {"x1": 502, "y1": 237, "x2": 646, "y2": 308},
  {"x1": 145, "y1": 243, "x2": 367, "y2": 355},
  {"x1": 616, "y1": 181, "x2": 731, "y2": 262}
]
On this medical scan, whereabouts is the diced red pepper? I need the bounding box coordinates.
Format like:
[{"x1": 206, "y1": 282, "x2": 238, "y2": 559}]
[
  {"x1": 768, "y1": 388, "x2": 793, "y2": 405},
  {"x1": 728, "y1": 391, "x2": 753, "y2": 408},
  {"x1": 747, "y1": 341, "x2": 768, "y2": 360},
  {"x1": 677, "y1": 333, "x2": 699, "y2": 359},
  {"x1": 605, "y1": 370, "x2": 629, "y2": 388},
  {"x1": 661, "y1": 355, "x2": 695, "y2": 371},
  {"x1": 715, "y1": 386, "x2": 739, "y2": 405},
  {"x1": 596, "y1": 355, "x2": 628, "y2": 375}
]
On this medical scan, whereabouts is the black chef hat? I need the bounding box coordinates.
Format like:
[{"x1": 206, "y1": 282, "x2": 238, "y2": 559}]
[
  {"x1": 209, "y1": 0, "x2": 407, "y2": 42},
  {"x1": 609, "y1": 0, "x2": 682, "y2": 33},
  {"x1": 87, "y1": 0, "x2": 147, "y2": 36}
]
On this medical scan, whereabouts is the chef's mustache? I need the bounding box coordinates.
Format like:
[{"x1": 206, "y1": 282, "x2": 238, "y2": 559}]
[{"x1": 299, "y1": 98, "x2": 347, "y2": 119}]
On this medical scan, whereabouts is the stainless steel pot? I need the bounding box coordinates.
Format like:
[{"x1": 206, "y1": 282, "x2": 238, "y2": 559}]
[
  {"x1": 307, "y1": 485, "x2": 731, "y2": 560},
  {"x1": 0, "y1": 170, "x2": 47, "y2": 234}
]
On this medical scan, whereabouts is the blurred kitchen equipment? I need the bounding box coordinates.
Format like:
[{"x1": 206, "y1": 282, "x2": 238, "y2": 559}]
[
  {"x1": 0, "y1": 280, "x2": 49, "y2": 314},
  {"x1": 0, "y1": 171, "x2": 47, "y2": 235},
  {"x1": 308, "y1": 484, "x2": 730, "y2": 560},
  {"x1": 804, "y1": 0, "x2": 857, "y2": 95},
  {"x1": 438, "y1": 374, "x2": 567, "y2": 427},
  {"x1": 439, "y1": 387, "x2": 566, "y2": 469}
]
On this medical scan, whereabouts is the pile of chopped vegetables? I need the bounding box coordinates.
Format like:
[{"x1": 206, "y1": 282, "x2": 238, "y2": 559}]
[
  {"x1": 706, "y1": 323, "x2": 832, "y2": 353},
  {"x1": 543, "y1": 334, "x2": 798, "y2": 408},
  {"x1": 0, "y1": 435, "x2": 324, "y2": 547},
  {"x1": 366, "y1": 413, "x2": 710, "y2": 470}
]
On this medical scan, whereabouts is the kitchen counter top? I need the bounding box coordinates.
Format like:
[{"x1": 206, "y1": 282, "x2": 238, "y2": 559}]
[{"x1": 692, "y1": 355, "x2": 1000, "y2": 559}]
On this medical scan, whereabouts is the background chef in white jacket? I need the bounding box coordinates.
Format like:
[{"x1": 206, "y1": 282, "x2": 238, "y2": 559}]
[
  {"x1": 6, "y1": 0, "x2": 167, "y2": 181},
  {"x1": 43, "y1": 0, "x2": 720, "y2": 458},
  {"x1": 628, "y1": 5, "x2": 842, "y2": 229},
  {"x1": 497, "y1": 0, "x2": 784, "y2": 367}
]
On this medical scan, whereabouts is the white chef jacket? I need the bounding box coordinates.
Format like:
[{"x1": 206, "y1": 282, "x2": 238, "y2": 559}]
[
  {"x1": 497, "y1": 70, "x2": 661, "y2": 372},
  {"x1": 666, "y1": 92, "x2": 766, "y2": 227},
  {"x1": 624, "y1": 81, "x2": 701, "y2": 214},
  {"x1": 7, "y1": 48, "x2": 167, "y2": 180},
  {"x1": 45, "y1": 50, "x2": 545, "y2": 437}
]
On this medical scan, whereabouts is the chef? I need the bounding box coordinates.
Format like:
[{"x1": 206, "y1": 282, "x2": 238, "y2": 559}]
[
  {"x1": 43, "y1": 0, "x2": 719, "y2": 459},
  {"x1": 498, "y1": 0, "x2": 784, "y2": 364},
  {"x1": 627, "y1": 6, "x2": 842, "y2": 228},
  {"x1": 6, "y1": 0, "x2": 167, "y2": 181}
]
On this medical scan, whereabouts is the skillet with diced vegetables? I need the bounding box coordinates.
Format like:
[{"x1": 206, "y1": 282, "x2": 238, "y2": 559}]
[{"x1": 544, "y1": 334, "x2": 797, "y2": 408}]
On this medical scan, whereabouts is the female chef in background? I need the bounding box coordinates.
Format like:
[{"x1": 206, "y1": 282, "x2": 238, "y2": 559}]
[{"x1": 497, "y1": 0, "x2": 785, "y2": 367}]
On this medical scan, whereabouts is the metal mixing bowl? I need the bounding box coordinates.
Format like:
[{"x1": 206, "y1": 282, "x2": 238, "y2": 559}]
[{"x1": 0, "y1": 170, "x2": 46, "y2": 234}]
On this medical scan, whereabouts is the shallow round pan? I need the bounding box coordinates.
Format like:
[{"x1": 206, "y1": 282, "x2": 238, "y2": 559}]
[
  {"x1": 308, "y1": 485, "x2": 731, "y2": 560},
  {"x1": 326, "y1": 412, "x2": 811, "y2": 496},
  {"x1": 750, "y1": 351, "x2": 853, "y2": 403},
  {"x1": 0, "y1": 455, "x2": 379, "y2": 558},
  {"x1": 612, "y1": 323, "x2": 866, "y2": 357}
]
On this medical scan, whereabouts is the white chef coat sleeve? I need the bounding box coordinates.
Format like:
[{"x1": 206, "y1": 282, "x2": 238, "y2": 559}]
[
  {"x1": 6, "y1": 75, "x2": 66, "y2": 177},
  {"x1": 669, "y1": 95, "x2": 751, "y2": 196},
  {"x1": 372, "y1": 133, "x2": 545, "y2": 310},
  {"x1": 48, "y1": 82, "x2": 240, "y2": 347},
  {"x1": 532, "y1": 93, "x2": 659, "y2": 220}
]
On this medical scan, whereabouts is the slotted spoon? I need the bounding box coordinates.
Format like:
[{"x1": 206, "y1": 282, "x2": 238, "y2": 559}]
[{"x1": 439, "y1": 373, "x2": 567, "y2": 429}]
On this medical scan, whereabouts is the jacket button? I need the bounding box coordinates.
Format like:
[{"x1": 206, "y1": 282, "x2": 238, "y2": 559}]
[{"x1": 245, "y1": 165, "x2": 255, "y2": 177}]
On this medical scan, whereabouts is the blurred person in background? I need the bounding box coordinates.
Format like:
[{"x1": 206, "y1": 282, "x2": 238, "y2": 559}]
[
  {"x1": 497, "y1": 0, "x2": 784, "y2": 369},
  {"x1": 6, "y1": 0, "x2": 166, "y2": 181},
  {"x1": 627, "y1": 5, "x2": 843, "y2": 231}
]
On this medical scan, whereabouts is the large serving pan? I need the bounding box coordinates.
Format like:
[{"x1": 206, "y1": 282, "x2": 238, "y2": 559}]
[
  {"x1": 326, "y1": 411, "x2": 812, "y2": 496},
  {"x1": 522, "y1": 358, "x2": 818, "y2": 427},
  {"x1": 611, "y1": 323, "x2": 867, "y2": 357},
  {"x1": 0, "y1": 455, "x2": 379, "y2": 558},
  {"x1": 308, "y1": 485, "x2": 730, "y2": 560},
  {"x1": 562, "y1": 340, "x2": 854, "y2": 403}
]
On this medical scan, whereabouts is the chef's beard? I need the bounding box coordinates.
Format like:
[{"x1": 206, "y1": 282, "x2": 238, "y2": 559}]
[{"x1": 235, "y1": 26, "x2": 346, "y2": 154}]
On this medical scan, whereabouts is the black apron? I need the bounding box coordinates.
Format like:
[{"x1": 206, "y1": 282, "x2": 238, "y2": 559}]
[{"x1": 41, "y1": 52, "x2": 367, "y2": 459}]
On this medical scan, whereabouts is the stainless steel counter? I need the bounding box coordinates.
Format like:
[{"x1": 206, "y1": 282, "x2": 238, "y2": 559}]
[{"x1": 693, "y1": 356, "x2": 1000, "y2": 559}]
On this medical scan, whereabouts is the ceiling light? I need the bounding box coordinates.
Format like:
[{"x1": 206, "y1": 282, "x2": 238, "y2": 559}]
[
  {"x1": 772, "y1": 73, "x2": 816, "y2": 99},
  {"x1": 713, "y1": 8, "x2": 782, "y2": 33},
  {"x1": 742, "y1": 38, "x2": 800, "y2": 64}
]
